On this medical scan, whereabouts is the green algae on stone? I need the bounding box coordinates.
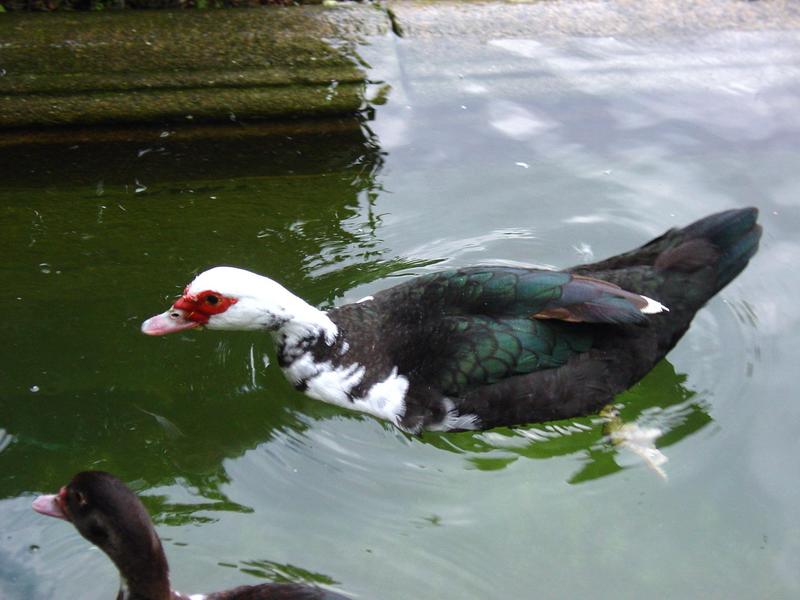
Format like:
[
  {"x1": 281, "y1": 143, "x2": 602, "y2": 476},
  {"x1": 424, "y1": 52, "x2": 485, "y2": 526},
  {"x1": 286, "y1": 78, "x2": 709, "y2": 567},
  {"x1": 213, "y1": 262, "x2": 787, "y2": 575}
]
[{"x1": 0, "y1": 6, "x2": 388, "y2": 127}]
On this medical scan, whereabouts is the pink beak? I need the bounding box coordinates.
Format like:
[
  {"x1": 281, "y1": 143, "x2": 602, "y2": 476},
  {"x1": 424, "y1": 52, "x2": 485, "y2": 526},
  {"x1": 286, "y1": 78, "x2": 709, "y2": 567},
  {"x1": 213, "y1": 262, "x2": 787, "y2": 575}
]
[
  {"x1": 32, "y1": 492, "x2": 67, "y2": 520},
  {"x1": 141, "y1": 308, "x2": 201, "y2": 336}
]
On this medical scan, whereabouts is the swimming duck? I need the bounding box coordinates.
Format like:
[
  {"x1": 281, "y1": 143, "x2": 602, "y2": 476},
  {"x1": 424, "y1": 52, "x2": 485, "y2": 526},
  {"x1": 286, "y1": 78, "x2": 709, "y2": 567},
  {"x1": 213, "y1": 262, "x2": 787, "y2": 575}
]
[
  {"x1": 142, "y1": 208, "x2": 761, "y2": 432},
  {"x1": 32, "y1": 471, "x2": 348, "y2": 600}
]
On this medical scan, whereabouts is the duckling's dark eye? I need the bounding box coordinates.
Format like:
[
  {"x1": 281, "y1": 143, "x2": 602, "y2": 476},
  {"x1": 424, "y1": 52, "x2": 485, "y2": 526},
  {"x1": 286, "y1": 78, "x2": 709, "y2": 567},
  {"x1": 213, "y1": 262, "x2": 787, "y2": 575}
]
[
  {"x1": 73, "y1": 490, "x2": 88, "y2": 508},
  {"x1": 205, "y1": 294, "x2": 219, "y2": 305}
]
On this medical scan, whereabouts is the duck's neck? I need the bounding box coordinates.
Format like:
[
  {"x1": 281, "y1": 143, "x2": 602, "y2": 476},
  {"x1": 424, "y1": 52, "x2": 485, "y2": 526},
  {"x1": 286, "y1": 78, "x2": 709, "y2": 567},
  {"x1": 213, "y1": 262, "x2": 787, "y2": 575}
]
[
  {"x1": 109, "y1": 528, "x2": 172, "y2": 600},
  {"x1": 232, "y1": 274, "x2": 339, "y2": 345},
  {"x1": 279, "y1": 304, "x2": 337, "y2": 347},
  {"x1": 267, "y1": 289, "x2": 338, "y2": 348}
]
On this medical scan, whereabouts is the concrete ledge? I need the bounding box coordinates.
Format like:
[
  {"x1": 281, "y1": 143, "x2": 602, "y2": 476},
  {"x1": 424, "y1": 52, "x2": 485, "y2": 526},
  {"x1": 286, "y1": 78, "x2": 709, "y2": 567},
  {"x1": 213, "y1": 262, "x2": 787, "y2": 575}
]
[{"x1": 0, "y1": 6, "x2": 387, "y2": 128}]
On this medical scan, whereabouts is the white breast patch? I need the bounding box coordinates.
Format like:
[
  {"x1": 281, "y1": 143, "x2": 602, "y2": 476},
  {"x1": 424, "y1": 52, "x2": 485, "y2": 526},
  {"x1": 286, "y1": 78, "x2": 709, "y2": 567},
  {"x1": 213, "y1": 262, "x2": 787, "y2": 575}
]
[{"x1": 283, "y1": 357, "x2": 408, "y2": 426}]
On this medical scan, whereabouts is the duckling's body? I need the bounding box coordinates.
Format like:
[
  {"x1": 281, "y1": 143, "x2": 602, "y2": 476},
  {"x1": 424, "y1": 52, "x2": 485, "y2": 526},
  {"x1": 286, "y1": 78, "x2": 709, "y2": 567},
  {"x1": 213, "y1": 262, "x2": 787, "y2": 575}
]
[{"x1": 33, "y1": 472, "x2": 348, "y2": 600}]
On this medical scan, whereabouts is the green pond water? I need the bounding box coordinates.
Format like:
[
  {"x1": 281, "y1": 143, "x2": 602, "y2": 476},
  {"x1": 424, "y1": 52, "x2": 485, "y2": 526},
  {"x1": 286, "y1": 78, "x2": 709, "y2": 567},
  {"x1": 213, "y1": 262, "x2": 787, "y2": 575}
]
[{"x1": 2, "y1": 29, "x2": 800, "y2": 599}]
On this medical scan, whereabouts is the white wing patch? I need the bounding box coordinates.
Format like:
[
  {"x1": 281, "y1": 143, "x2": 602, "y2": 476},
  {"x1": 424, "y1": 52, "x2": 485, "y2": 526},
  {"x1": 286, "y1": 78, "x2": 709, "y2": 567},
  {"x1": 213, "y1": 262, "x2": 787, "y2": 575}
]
[
  {"x1": 306, "y1": 363, "x2": 365, "y2": 405},
  {"x1": 357, "y1": 367, "x2": 409, "y2": 425},
  {"x1": 281, "y1": 346, "x2": 479, "y2": 432},
  {"x1": 283, "y1": 352, "x2": 320, "y2": 384},
  {"x1": 640, "y1": 294, "x2": 669, "y2": 314}
]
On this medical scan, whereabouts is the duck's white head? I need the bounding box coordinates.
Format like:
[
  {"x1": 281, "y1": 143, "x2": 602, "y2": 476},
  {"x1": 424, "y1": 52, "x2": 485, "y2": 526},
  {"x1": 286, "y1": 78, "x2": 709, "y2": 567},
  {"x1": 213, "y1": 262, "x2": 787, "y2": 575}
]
[{"x1": 141, "y1": 266, "x2": 337, "y2": 343}]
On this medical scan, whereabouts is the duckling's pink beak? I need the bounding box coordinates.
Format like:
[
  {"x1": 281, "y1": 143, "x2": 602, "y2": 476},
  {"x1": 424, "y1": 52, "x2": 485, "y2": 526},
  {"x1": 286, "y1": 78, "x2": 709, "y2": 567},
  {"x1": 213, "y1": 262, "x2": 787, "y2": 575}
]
[{"x1": 32, "y1": 487, "x2": 68, "y2": 520}]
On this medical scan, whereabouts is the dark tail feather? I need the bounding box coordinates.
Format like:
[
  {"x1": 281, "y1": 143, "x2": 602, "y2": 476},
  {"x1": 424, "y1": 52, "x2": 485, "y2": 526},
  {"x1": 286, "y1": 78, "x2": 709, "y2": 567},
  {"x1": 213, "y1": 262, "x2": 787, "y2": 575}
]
[
  {"x1": 716, "y1": 222, "x2": 761, "y2": 290},
  {"x1": 658, "y1": 207, "x2": 761, "y2": 293}
]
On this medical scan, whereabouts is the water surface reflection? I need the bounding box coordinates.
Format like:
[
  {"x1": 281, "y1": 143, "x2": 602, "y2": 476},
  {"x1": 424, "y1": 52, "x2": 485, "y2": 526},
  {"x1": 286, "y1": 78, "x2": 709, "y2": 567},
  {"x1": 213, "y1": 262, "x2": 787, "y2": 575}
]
[{"x1": 2, "y1": 25, "x2": 799, "y2": 600}]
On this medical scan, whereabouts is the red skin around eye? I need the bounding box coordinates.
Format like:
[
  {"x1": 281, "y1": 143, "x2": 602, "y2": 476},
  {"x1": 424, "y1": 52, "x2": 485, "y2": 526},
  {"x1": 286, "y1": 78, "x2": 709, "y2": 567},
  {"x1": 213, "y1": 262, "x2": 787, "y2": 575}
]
[{"x1": 173, "y1": 289, "x2": 237, "y2": 324}]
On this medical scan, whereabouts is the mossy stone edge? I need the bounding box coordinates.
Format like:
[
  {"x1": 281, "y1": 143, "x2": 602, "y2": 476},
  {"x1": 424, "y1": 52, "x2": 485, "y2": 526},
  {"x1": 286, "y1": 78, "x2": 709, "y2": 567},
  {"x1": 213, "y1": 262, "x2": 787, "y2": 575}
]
[{"x1": 0, "y1": 7, "x2": 387, "y2": 128}]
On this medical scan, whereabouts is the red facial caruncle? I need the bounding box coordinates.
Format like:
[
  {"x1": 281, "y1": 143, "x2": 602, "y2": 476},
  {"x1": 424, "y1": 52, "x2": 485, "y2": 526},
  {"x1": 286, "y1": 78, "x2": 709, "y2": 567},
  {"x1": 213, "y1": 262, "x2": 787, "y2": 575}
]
[{"x1": 172, "y1": 287, "x2": 238, "y2": 325}]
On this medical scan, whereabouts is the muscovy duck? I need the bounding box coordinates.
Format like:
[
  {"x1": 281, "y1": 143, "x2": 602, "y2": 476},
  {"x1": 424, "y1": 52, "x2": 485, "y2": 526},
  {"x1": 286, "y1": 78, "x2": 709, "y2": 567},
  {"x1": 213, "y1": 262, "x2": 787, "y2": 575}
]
[
  {"x1": 32, "y1": 471, "x2": 348, "y2": 600},
  {"x1": 142, "y1": 208, "x2": 761, "y2": 433}
]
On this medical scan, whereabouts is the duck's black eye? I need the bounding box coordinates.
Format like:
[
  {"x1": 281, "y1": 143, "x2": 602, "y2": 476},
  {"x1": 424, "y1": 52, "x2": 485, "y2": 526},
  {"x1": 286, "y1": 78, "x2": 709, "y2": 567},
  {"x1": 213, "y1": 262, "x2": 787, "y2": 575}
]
[{"x1": 205, "y1": 294, "x2": 219, "y2": 305}]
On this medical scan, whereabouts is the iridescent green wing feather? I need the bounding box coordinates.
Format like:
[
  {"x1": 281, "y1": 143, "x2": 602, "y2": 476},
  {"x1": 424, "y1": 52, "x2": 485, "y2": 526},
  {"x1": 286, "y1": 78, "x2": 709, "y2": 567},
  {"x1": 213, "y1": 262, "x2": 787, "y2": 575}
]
[
  {"x1": 406, "y1": 266, "x2": 659, "y2": 324},
  {"x1": 429, "y1": 316, "x2": 593, "y2": 396}
]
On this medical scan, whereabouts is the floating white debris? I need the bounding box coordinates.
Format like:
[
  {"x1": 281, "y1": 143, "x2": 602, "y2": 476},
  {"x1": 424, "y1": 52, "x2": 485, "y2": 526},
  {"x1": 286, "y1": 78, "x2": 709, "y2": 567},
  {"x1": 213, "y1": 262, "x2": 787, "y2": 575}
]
[
  {"x1": 573, "y1": 242, "x2": 594, "y2": 261},
  {"x1": 515, "y1": 162, "x2": 530, "y2": 169},
  {"x1": 611, "y1": 422, "x2": 668, "y2": 480},
  {"x1": 0, "y1": 429, "x2": 13, "y2": 453},
  {"x1": 137, "y1": 406, "x2": 184, "y2": 439}
]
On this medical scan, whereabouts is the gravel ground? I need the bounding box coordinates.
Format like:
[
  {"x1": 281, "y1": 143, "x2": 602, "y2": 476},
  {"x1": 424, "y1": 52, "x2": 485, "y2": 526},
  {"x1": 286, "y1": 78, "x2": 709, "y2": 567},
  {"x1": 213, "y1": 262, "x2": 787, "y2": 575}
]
[{"x1": 387, "y1": 0, "x2": 800, "y2": 39}]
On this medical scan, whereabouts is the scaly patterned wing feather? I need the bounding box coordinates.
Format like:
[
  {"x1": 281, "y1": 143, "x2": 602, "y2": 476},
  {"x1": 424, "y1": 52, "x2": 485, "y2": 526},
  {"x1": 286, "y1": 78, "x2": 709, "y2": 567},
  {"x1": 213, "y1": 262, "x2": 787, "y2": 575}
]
[{"x1": 424, "y1": 315, "x2": 593, "y2": 396}]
